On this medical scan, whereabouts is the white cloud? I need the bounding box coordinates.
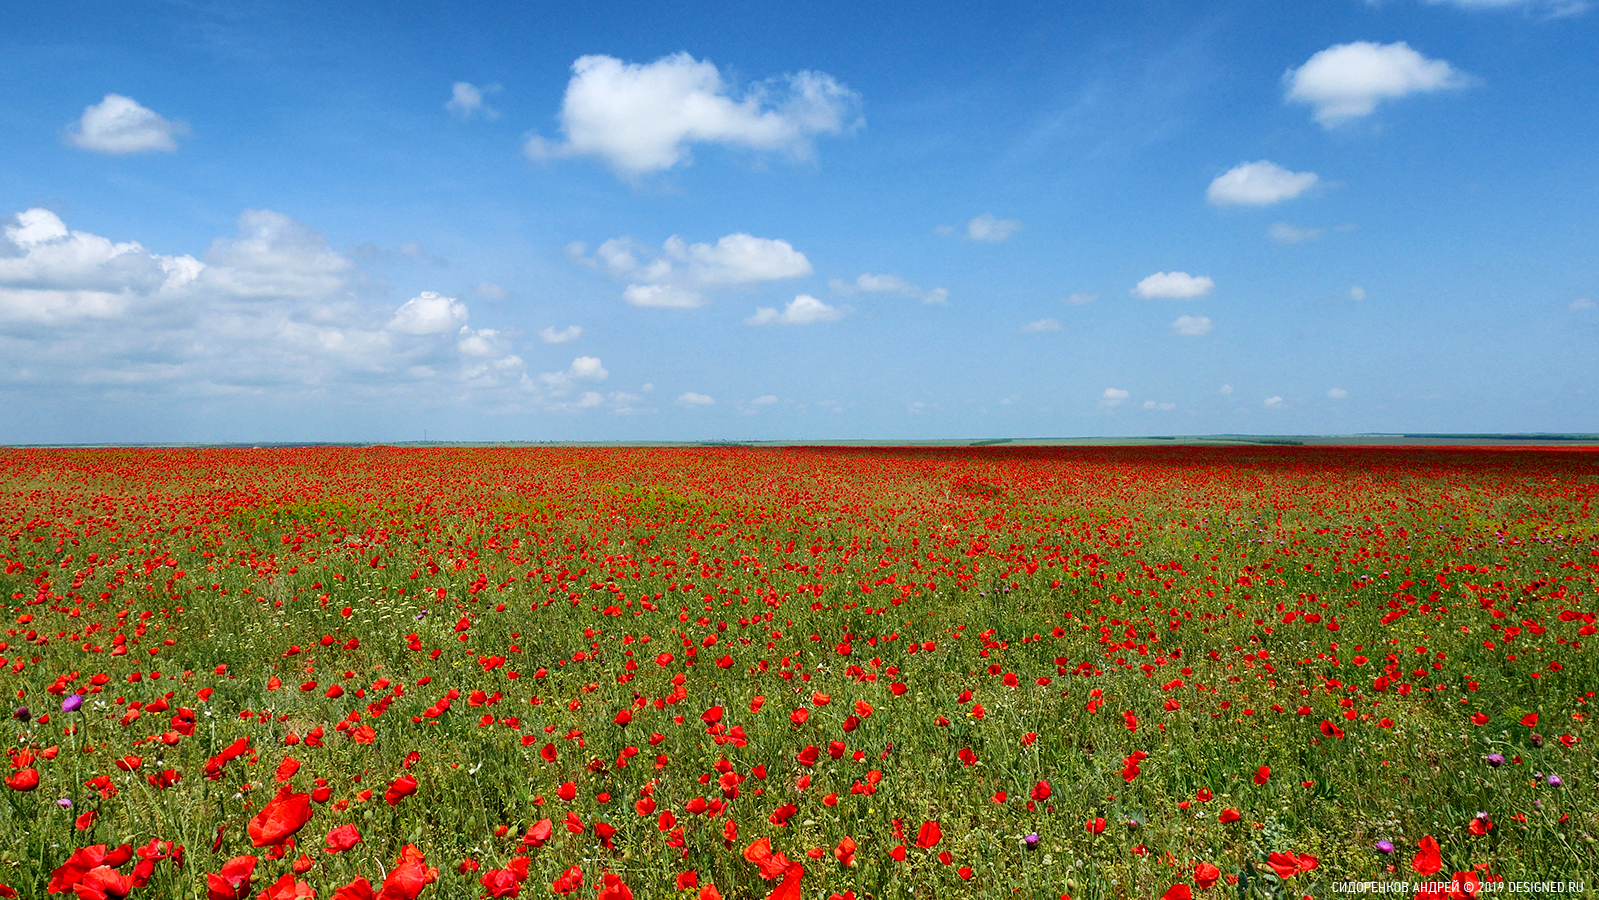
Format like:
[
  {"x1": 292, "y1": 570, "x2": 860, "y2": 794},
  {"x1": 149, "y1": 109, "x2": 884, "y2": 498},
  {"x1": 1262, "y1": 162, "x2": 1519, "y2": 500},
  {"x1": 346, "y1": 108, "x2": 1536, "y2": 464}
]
[
  {"x1": 1020, "y1": 317, "x2": 1061, "y2": 333},
  {"x1": 1101, "y1": 388, "x2": 1129, "y2": 407},
  {"x1": 525, "y1": 53, "x2": 861, "y2": 177},
  {"x1": 1142, "y1": 400, "x2": 1177, "y2": 411},
  {"x1": 1171, "y1": 315, "x2": 1214, "y2": 337},
  {"x1": 621, "y1": 283, "x2": 702, "y2": 309},
  {"x1": 199, "y1": 210, "x2": 354, "y2": 299},
  {"x1": 1350, "y1": 286, "x2": 1368, "y2": 301},
  {"x1": 664, "y1": 233, "x2": 811, "y2": 285},
  {"x1": 965, "y1": 214, "x2": 1023, "y2": 243},
  {"x1": 1264, "y1": 396, "x2": 1285, "y2": 408},
  {"x1": 1568, "y1": 297, "x2": 1593, "y2": 310},
  {"x1": 1219, "y1": 384, "x2": 1233, "y2": 395},
  {"x1": 1268, "y1": 222, "x2": 1324, "y2": 244},
  {"x1": 677, "y1": 392, "x2": 714, "y2": 406},
  {"x1": 579, "y1": 232, "x2": 811, "y2": 310},
  {"x1": 475, "y1": 282, "x2": 508, "y2": 300},
  {"x1": 1285, "y1": 41, "x2": 1469, "y2": 127},
  {"x1": 446, "y1": 82, "x2": 500, "y2": 119},
  {"x1": 1063, "y1": 292, "x2": 1096, "y2": 306},
  {"x1": 1423, "y1": 0, "x2": 1590, "y2": 15},
  {"x1": 853, "y1": 273, "x2": 913, "y2": 293},
  {"x1": 0, "y1": 207, "x2": 542, "y2": 407},
  {"x1": 67, "y1": 94, "x2": 188, "y2": 154},
  {"x1": 538, "y1": 325, "x2": 583, "y2": 344},
  {"x1": 536, "y1": 356, "x2": 609, "y2": 391},
  {"x1": 0, "y1": 209, "x2": 196, "y2": 324},
  {"x1": 1133, "y1": 271, "x2": 1213, "y2": 299},
  {"x1": 1208, "y1": 161, "x2": 1319, "y2": 206},
  {"x1": 831, "y1": 272, "x2": 950, "y2": 305},
  {"x1": 389, "y1": 291, "x2": 469, "y2": 335},
  {"x1": 746, "y1": 294, "x2": 844, "y2": 326},
  {"x1": 751, "y1": 394, "x2": 778, "y2": 405},
  {"x1": 1328, "y1": 387, "x2": 1349, "y2": 399}
]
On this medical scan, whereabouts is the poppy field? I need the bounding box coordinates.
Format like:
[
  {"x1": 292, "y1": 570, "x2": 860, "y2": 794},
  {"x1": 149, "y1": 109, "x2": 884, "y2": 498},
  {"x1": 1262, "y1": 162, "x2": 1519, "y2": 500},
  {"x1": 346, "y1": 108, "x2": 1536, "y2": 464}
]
[{"x1": 1, "y1": 445, "x2": 1595, "y2": 900}]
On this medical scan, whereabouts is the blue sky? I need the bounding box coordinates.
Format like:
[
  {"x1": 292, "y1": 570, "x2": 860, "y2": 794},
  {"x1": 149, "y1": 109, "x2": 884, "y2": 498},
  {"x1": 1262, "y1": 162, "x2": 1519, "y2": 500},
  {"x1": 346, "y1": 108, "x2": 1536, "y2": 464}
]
[{"x1": 2, "y1": 0, "x2": 1595, "y2": 443}]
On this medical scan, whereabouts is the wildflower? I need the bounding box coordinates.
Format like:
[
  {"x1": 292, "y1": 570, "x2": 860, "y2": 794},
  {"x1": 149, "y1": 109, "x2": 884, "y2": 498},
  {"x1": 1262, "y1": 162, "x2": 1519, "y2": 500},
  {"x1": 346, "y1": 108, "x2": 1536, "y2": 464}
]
[
  {"x1": 248, "y1": 788, "x2": 313, "y2": 847},
  {"x1": 205, "y1": 855, "x2": 257, "y2": 900},
  {"x1": 1412, "y1": 835, "x2": 1442, "y2": 876}
]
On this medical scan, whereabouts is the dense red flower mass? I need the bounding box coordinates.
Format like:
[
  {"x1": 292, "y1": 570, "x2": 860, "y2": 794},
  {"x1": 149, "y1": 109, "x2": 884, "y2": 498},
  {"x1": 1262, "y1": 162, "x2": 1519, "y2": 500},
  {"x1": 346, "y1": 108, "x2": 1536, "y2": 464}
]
[{"x1": 1, "y1": 445, "x2": 1594, "y2": 898}]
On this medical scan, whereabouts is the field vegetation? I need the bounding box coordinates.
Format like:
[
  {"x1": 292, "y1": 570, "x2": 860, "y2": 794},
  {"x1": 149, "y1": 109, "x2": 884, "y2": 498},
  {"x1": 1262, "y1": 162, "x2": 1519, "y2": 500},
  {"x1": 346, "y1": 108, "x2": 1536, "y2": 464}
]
[{"x1": 1, "y1": 446, "x2": 1595, "y2": 899}]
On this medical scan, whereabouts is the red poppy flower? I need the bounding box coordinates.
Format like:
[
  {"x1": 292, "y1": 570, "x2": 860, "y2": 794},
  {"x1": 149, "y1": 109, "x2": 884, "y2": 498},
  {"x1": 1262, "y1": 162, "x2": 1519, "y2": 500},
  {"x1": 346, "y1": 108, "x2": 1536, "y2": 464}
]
[
  {"x1": 1412, "y1": 835, "x2": 1442, "y2": 876},
  {"x1": 1253, "y1": 766, "x2": 1270, "y2": 786},
  {"x1": 385, "y1": 774, "x2": 418, "y2": 806},
  {"x1": 522, "y1": 819, "x2": 552, "y2": 848},
  {"x1": 1218, "y1": 808, "x2": 1241, "y2": 824},
  {"x1": 1267, "y1": 851, "x2": 1318, "y2": 878},
  {"x1": 595, "y1": 872, "x2": 633, "y2": 900},
  {"x1": 258, "y1": 873, "x2": 315, "y2": 900},
  {"x1": 916, "y1": 820, "x2": 942, "y2": 848},
  {"x1": 324, "y1": 823, "x2": 362, "y2": 853},
  {"x1": 479, "y1": 869, "x2": 520, "y2": 898},
  {"x1": 1194, "y1": 861, "x2": 1220, "y2": 889},
  {"x1": 1161, "y1": 885, "x2": 1193, "y2": 900},
  {"x1": 1086, "y1": 817, "x2": 1107, "y2": 834},
  {"x1": 249, "y1": 788, "x2": 312, "y2": 847},
  {"x1": 1031, "y1": 780, "x2": 1052, "y2": 801},
  {"x1": 330, "y1": 877, "x2": 374, "y2": 900},
  {"x1": 3, "y1": 769, "x2": 38, "y2": 792}
]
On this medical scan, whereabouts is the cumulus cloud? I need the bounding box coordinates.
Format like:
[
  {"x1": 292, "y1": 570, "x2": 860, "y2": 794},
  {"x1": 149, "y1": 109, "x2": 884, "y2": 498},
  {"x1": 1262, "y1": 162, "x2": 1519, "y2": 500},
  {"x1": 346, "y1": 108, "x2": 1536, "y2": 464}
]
[
  {"x1": 538, "y1": 325, "x2": 583, "y2": 343},
  {"x1": 67, "y1": 94, "x2": 188, "y2": 154},
  {"x1": 0, "y1": 207, "x2": 543, "y2": 412},
  {"x1": 1328, "y1": 387, "x2": 1349, "y2": 399},
  {"x1": 1207, "y1": 161, "x2": 1319, "y2": 206},
  {"x1": 746, "y1": 294, "x2": 844, "y2": 325},
  {"x1": 535, "y1": 356, "x2": 608, "y2": 390},
  {"x1": 829, "y1": 272, "x2": 951, "y2": 305},
  {"x1": 389, "y1": 292, "x2": 469, "y2": 334},
  {"x1": 1350, "y1": 286, "x2": 1368, "y2": 301},
  {"x1": 446, "y1": 82, "x2": 500, "y2": 119},
  {"x1": 0, "y1": 208, "x2": 198, "y2": 324},
  {"x1": 1219, "y1": 384, "x2": 1234, "y2": 395},
  {"x1": 1268, "y1": 222, "x2": 1323, "y2": 244},
  {"x1": 1101, "y1": 388, "x2": 1129, "y2": 407},
  {"x1": 677, "y1": 392, "x2": 714, "y2": 406},
  {"x1": 198, "y1": 210, "x2": 355, "y2": 300},
  {"x1": 1019, "y1": 317, "x2": 1061, "y2": 333},
  {"x1": 576, "y1": 231, "x2": 811, "y2": 310},
  {"x1": 964, "y1": 214, "x2": 1023, "y2": 243},
  {"x1": 1133, "y1": 271, "x2": 1213, "y2": 299},
  {"x1": 1264, "y1": 396, "x2": 1285, "y2": 408},
  {"x1": 525, "y1": 53, "x2": 861, "y2": 177},
  {"x1": 1171, "y1": 315, "x2": 1213, "y2": 337},
  {"x1": 1285, "y1": 41, "x2": 1469, "y2": 127}
]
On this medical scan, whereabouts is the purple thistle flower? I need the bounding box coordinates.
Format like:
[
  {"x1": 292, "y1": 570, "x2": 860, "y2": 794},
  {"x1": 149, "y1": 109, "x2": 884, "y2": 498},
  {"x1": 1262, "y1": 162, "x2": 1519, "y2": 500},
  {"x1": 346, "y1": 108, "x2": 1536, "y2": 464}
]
[
  {"x1": 1375, "y1": 840, "x2": 1395, "y2": 854},
  {"x1": 62, "y1": 694, "x2": 84, "y2": 713}
]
